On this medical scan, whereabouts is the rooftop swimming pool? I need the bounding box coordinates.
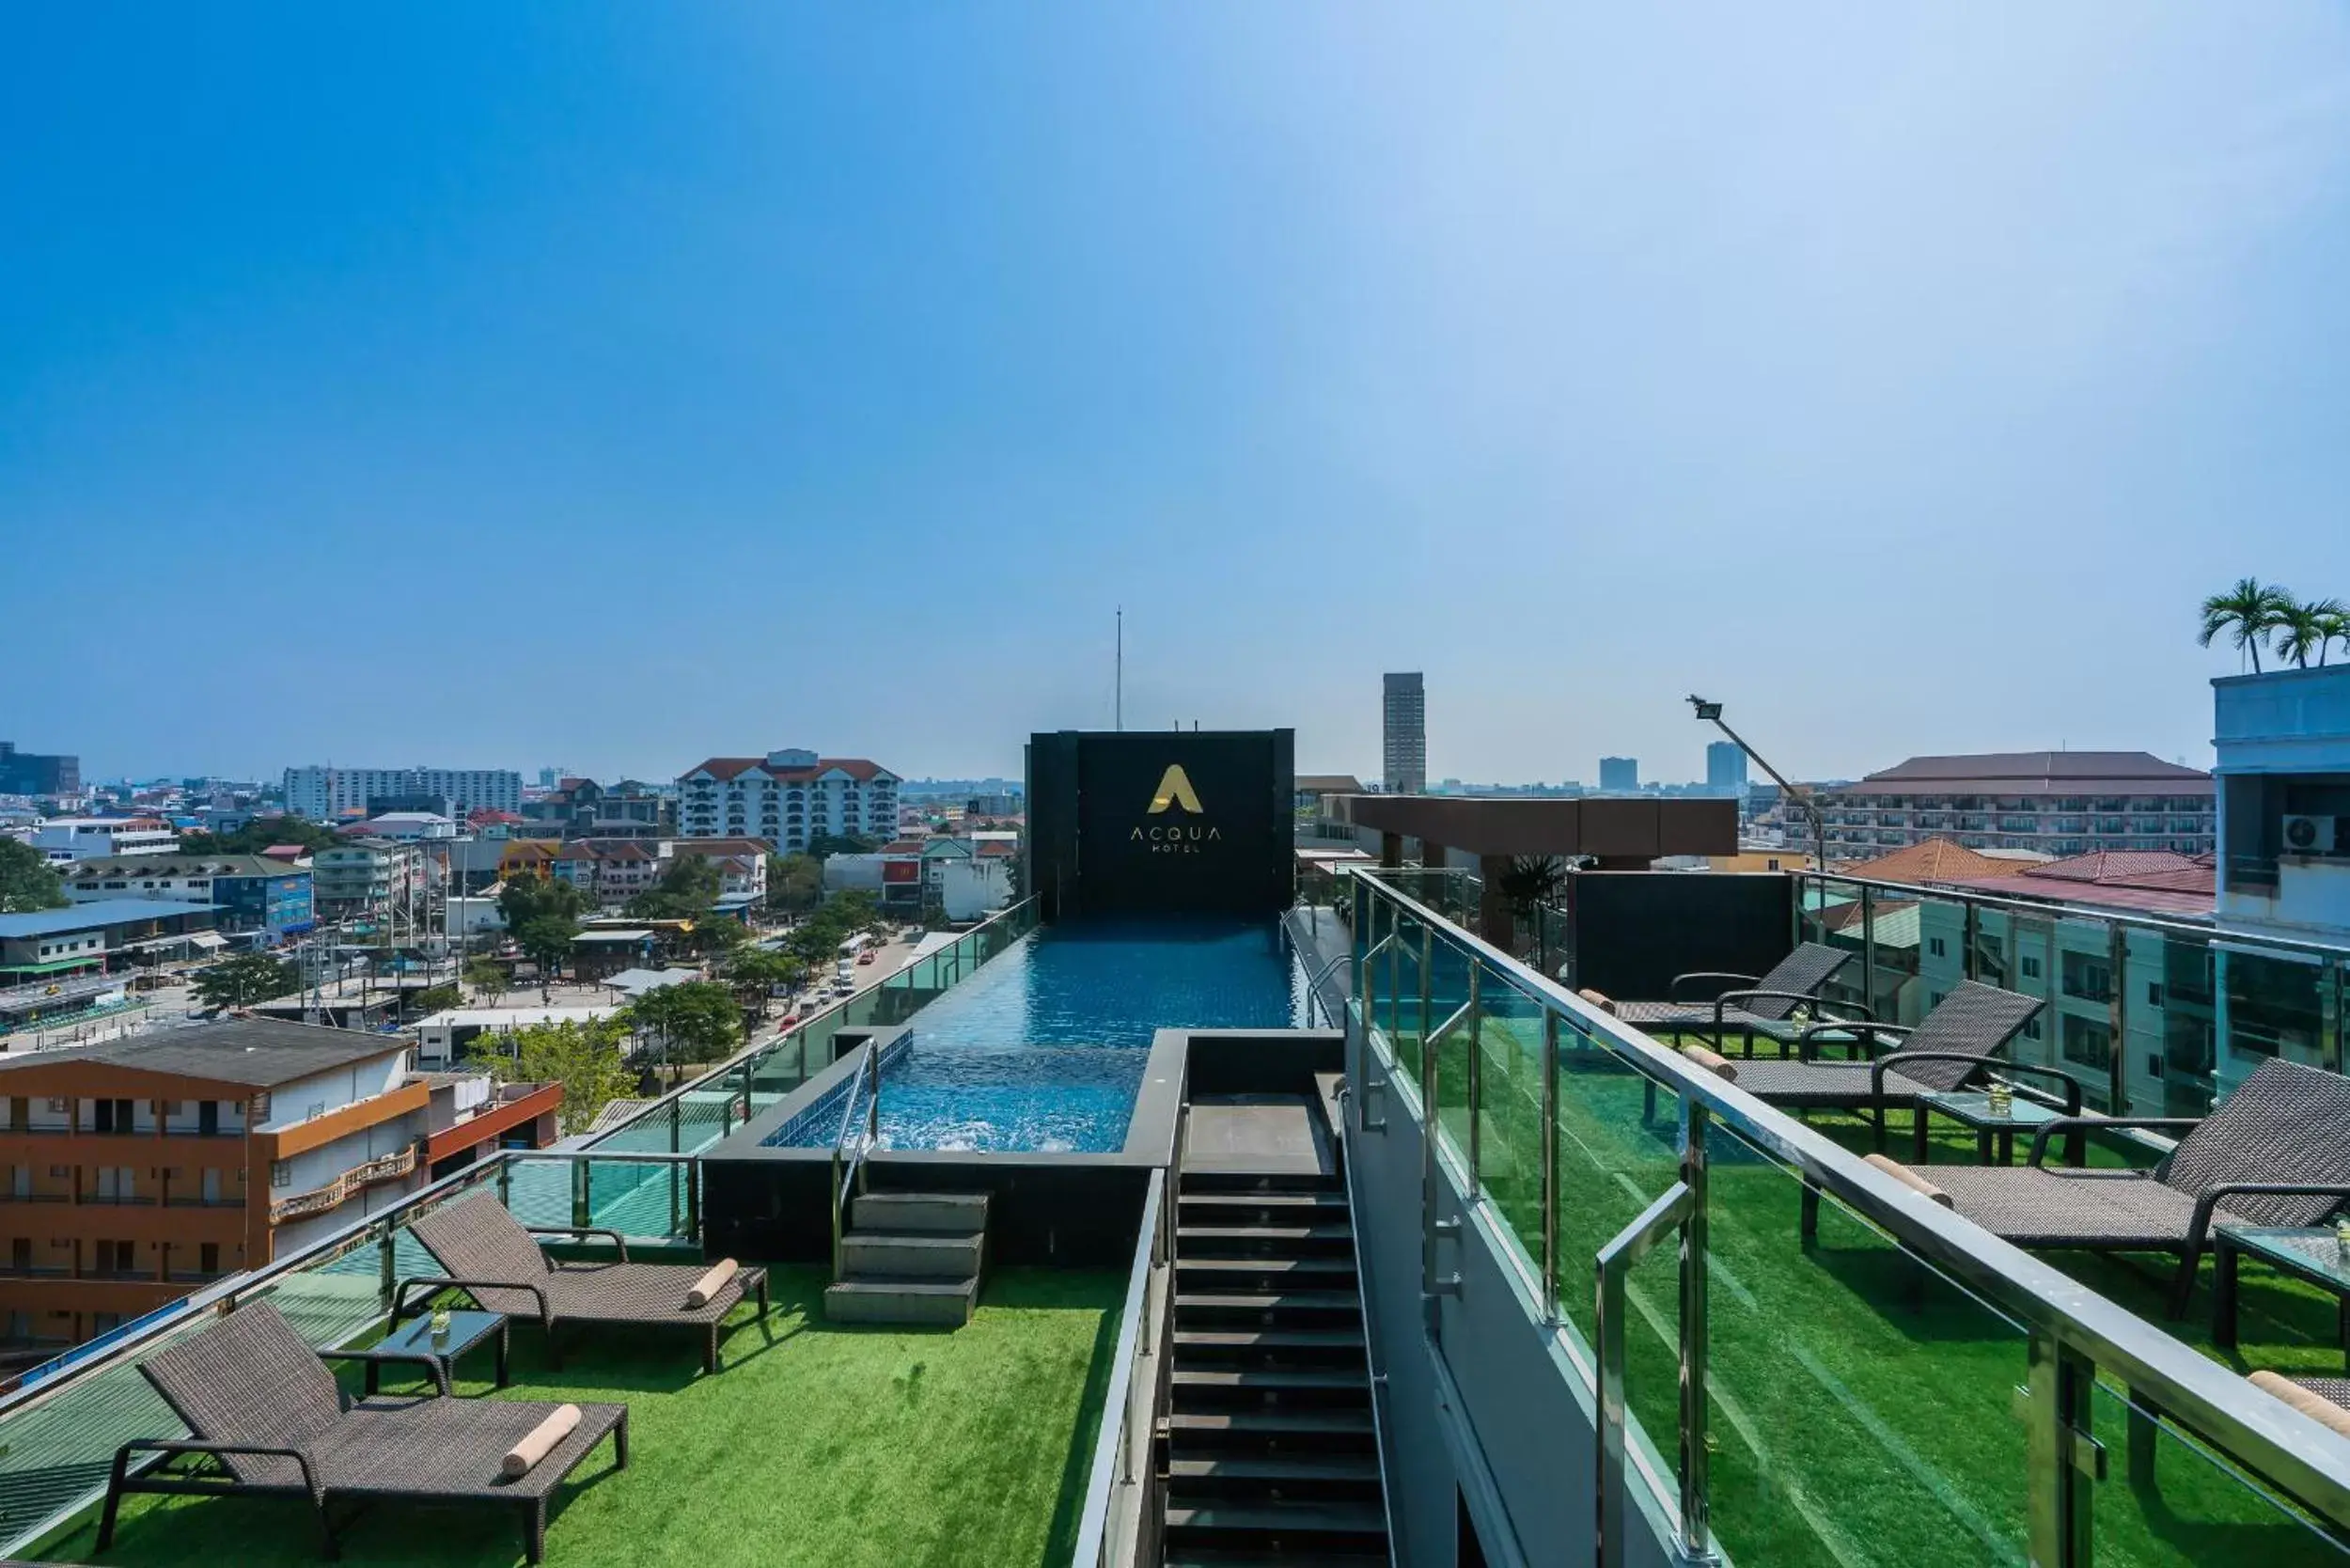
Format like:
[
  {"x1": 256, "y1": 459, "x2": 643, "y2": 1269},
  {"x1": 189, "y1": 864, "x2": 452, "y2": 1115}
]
[{"x1": 767, "y1": 917, "x2": 1306, "y2": 1153}]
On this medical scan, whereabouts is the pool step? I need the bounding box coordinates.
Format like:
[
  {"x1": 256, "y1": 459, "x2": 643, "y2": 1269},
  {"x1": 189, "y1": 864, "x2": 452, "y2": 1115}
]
[
  {"x1": 827, "y1": 1191, "x2": 988, "y2": 1327},
  {"x1": 852, "y1": 1191, "x2": 990, "y2": 1235},
  {"x1": 840, "y1": 1231, "x2": 985, "y2": 1279},
  {"x1": 822, "y1": 1278, "x2": 976, "y2": 1327}
]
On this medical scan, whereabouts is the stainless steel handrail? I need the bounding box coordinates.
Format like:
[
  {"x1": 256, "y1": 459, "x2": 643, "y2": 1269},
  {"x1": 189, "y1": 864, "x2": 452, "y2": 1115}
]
[
  {"x1": 828, "y1": 1044, "x2": 882, "y2": 1279},
  {"x1": 1351, "y1": 869, "x2": 2350, "y2": 1545},
  {"x1": 586, "y1": 896, "x2": 1038, "y2": 1147},
  {"x1": 1069, "y1": 1167, "x2": 1166, "y2": 1568}
]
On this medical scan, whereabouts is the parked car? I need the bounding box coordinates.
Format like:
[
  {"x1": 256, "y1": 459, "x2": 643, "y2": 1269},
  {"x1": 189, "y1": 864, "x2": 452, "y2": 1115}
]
[{"x1": 857, "y1": 949, "x2": 877, "y2": 966}]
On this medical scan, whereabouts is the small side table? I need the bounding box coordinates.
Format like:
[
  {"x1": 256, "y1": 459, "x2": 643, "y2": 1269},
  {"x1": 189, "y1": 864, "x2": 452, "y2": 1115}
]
[
  {"x1": 1913, "y1": 1090, "x2": 2066, "y2": 1167},
  {"x1": 2215, "y1": 1226, "x2": 2350, "y2": 1372},
  {"x1": 370, "y1": 1308, "x2": 509, "y2": 1393}
]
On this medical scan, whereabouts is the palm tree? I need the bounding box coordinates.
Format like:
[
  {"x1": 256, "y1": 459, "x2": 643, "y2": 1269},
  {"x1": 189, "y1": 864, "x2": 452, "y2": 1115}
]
[
  {"x1": 2308, "y1": 598, "x2": 2349, "y2": 667},
  {"x1": 2199, "y1": 578, "x2": 2295, "y2": 672},
  {"x1": 2276, "y1": 599, "x2": 2328, "y2": 669}
]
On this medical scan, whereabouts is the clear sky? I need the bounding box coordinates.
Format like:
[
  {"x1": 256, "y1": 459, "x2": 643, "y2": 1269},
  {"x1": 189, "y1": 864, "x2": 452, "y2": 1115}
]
[{"x1": 8, "y1": 6, "x2": 2349, "y2": 788}]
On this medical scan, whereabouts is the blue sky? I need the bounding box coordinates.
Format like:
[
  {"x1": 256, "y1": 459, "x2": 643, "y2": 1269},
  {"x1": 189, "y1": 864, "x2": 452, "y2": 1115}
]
[{"x1": 7, "y1": 6, "x2": 2349, "y2": 787}]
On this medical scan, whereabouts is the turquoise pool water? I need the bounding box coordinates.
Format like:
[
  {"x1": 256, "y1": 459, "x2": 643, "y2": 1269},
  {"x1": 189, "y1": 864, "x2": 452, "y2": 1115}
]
[{"x1": 769, "y1": 917, "x2": 1305, "y2": 1152}]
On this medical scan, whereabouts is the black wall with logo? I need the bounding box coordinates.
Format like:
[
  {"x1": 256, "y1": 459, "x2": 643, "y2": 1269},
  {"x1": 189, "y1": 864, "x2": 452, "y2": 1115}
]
[{"x1": 1026, "y1": 729, "x2": 1294, "y2": 919}]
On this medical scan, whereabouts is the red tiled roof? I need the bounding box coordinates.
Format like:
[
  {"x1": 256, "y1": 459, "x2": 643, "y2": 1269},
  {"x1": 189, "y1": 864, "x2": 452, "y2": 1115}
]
[
  {"x1": 1918, "y1": 847, "x2": 2215, "y2": 917},
  {"x1": 469, "y1": 808, "x2": 524, "y2": 825},
  {"x1": 681, "y1": 757, "x2": 896, "y2": 784},
  {"x1": 976, "y1": 840, "x2": 1017, "y2": 857},
  {"x1": 669, "y1": 837, "x2": 773, "y2": 857},
  {"x1": 1837, "y1": 839, "x2": 2028, "y2": 884}
]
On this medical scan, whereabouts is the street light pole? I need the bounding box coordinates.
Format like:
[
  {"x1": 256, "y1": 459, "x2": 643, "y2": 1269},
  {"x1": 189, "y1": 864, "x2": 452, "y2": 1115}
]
[{"x1": 1686, "y1": 696, "x2": 1828, "y2": 872}]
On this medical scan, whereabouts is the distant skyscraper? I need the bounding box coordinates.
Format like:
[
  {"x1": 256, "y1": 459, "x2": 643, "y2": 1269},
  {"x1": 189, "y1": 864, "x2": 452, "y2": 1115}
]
[
  {"x1": 1599, "y1": 757, "x2": 1638, "y2": 793},
  {"x1": 1382, "y1": 673, "x2": 1426, "y2": 794},
  {"x1": 1706, "y1": 741, "x2": 1748, "y2": 796}
]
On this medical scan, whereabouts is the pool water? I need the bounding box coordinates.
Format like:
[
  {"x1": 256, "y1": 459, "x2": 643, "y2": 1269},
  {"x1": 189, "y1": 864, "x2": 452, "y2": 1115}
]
[{"x1": 772, "y1": 917, "x2": 1305, "y2": 1153}]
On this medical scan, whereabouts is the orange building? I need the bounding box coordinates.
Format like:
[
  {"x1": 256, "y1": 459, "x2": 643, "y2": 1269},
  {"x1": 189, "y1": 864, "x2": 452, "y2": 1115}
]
[{"x1": 0, "y1": 1019, "x2": 546, "y2": 1355}]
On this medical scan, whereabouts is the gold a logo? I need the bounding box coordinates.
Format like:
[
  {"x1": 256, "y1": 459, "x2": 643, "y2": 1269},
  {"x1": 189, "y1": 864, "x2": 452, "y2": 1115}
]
[{"x1": 1147, "y1": 764, "x2": 1203, "y2": 814}]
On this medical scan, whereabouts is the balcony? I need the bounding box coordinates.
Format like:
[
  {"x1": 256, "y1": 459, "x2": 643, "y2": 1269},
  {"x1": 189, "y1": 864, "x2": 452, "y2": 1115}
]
[{"x1": 265, "y1": 1145, "x2": 417, "y2": 1223}]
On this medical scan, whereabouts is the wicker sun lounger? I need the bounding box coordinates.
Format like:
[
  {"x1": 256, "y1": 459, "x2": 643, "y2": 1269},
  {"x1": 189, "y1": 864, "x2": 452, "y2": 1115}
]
[
  {"x1": 408, "y1": 1193, "x2": 770, "y2": 1373},
  {"x1": 98, "y1": 1301, "x2": 626, "y2": 1563},
  {"x1": 1601, "y1": 942, "x2": 1863, "y2": 1056},
  {"x1": 1924, "y1": 1058, "x2": 2350, "y2": 1317},
  {"x1": 1728, "y1": 980, "x2": 2054, "y2": 1152}
]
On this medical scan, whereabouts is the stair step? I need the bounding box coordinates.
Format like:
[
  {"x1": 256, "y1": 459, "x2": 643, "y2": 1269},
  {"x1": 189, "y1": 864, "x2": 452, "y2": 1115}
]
[
  {"x1": 1173, "y1": 1368, "x2": 1367, "y2": 1391},
  {"x1": 1176, "y1": 1292, "x2": 1360, "y2": 1313},
  {"x1": 1180, "y1": 1190, "x2": 1349, "y2": 1210},
  {"x1": 852, "y1": 1191, "x2": 989, "y2": 1235},
  {"x1": 1167, "y1": 1455, "x2": 1381, "y2": 1484},
  {"x1": 840, "y1": 1232, "x2": 984, "y2": 1278},
  {"x1": 1167, "y1": 1408, "x2": 1374, "y2": 1435},
  {"x1": 1164, "y1": 1500, "x2": 1387, "y2": 1535},
  {"x1": 1179, "y1": 1256, "x2": 1355, "y2": 1277},
  {"x1": 823, "y1": 1277, "x2": 976, "y2": 1326},
  {"x1": 1178, "y1": 1224, "x2": 1354, "y2": 1245},
  {"x1": 1173, "y1": 1327, "x2": 1365, "y2": 1355}
]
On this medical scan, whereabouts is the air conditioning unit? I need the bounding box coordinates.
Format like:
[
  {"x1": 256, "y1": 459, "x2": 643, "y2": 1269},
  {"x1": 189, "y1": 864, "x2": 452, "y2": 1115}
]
[{"x1": 2280, "y1": 814, "x2": 2346, "y2": 855}]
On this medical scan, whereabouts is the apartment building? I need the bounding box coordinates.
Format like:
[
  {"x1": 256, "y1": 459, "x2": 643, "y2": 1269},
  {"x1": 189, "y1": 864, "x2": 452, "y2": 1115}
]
[
  {"x1": 55, "y1": 855, "x2": 315, "y2": 940},
  {"x1": 663, "y1": 838, "x2": 770, "y2": 903},
  {"x1": 550, "y1": 839, "x2": 662, "y2": 906},
  {"x1": 308, "y1": 839, "x2": 422, "y2": 917},
  {"x1": 2213, "y1": 664, "x2": 2350, "y2": 943},
  {"x1": 1819, "y1": 751, "x2": 2215, "y2": 860},
  {"x1": 523, "y1": 777, "x2": 673, "y2": 839},
  {"x1": 26, "y1": 818, "x2": 178, "y2": 863},
  {"x1": 283, "y1": 765, "x2": 523, "y2": 821},
  {"x1": 0, "y1": 1021, "x2": 428, "y2": 1350},
  {"x1": 1382, "y1": 673, "x2": 1427, "y2": 794},
  {"x1": 0, "y1": 902, "x2": 221, "y2": 987},
  {"x1": 675, "y1": 749, "x2": 899, "y2": 850}
]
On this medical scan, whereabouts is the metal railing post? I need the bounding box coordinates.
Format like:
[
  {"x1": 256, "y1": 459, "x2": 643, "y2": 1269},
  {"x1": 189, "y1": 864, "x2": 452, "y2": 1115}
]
[
  {"x1": 1595, "y1": 1182, "x2": 1697, "y2": 1568},
  {"x1": 1963, "y1": 898, "x2": 1980, "y2": 983},
  {"x1": 495, "y1": 1152, "x2": 511, "y2": 1213},
  {"x1": 1418, "y1": 924, "x2": 1434, "y2": 1078},
  {"x1": 1542, "y1": 1010, "x2": 1559, "y2": 1321},
  {"x1": 686, "y1": 1159, "x2": 701, "y2": 1244},
  {"x1": 571, "y1": 1154, "x2": 591, "y2": 1231},
  {"x1": 1465, "y1": 963, "x2": 1483, "y2": 1183},
  {"x1": 377, "y1": 1215, "x2": 396, "y2": 1308},
  {"x1": 1860, "y1": 884, "x2": 1877, "y2": 1019},
  {"x1": 1680, "y1": 1099, "x2": 1715, "y2": 1565},
  {"x1": 2024, "y1": 1331, "x2": 2100, "y2": 1568}
]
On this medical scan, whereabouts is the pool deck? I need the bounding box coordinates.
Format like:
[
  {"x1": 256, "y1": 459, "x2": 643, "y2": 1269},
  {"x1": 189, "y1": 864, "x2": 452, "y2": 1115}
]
[{"x1": 1183, "y1": 1092, "x2": 1334, "y2": 1178}]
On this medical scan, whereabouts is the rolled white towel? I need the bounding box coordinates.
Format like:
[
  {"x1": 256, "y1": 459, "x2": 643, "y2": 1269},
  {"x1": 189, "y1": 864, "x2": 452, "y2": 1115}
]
[
  {"x1": 501, "y1": 1403, "x2": 581, "y2": 1479},
  {"x1": 685, "y1": 1258, "x2": 740, "y2": 1309}
]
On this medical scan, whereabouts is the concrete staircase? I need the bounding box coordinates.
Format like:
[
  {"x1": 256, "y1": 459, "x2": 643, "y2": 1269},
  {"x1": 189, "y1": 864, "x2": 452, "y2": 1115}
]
[
  {"x1": 1162, "y1": 1168, "x2": 1390, "y2": 1565},
  {"x1": 823, "y1": 1190, "x2": 989, "y2": 1326}
]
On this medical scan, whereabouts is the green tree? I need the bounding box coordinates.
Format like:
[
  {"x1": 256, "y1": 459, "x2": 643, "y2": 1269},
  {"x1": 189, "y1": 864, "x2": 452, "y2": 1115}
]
[
  {"x1": 462, "y1": 957, "x2": 509, "y2": 1004},
  {"x1": 193, "y1": 952, "x2": 300, "y2": 1009},
  {"x1": 2199, "y1": 577, "x2": 2295, "y2": 673},
  {"x1": 626, "y1": 980, "x2": 744, "y2": 1066},
  {"x1": 515, "y1": 914, "x2": 580, "y2": 978},
  {"x1": 2286, "y1": 597, "x2": 2348, "y2": 668},
  {"x1": 409, "y1": 982, "x2": 462, "y2": 1015},
  {"x1": 627, "y1": 855, "x2": 722, "y2": 920},
  {"x1": 725, "y1": 947, "x2": 805, "y2": 1014},
  {"x1": 469, "y1": 1016, "x2": 636, "y2": 1137},
  {"x1": 827, "y1": 887, "x2": 883, "y2": 934},
  {"x1": 0, "y1": 839, "x2": 69, "y2": 914},
  {"x1": 765, "y1": 853, "x2": 824, "y2": 914},
  {"x1": 179, "y1": 817, "x2": 344, "y2": 856},
  {"x1": 786, "y1": 919, "x2": 844, "y2": 965},
  {"x1": 692, "y1": 916, "x2": 751, "y2": 960},
  {"x1": 806, "y1": 833, "x2": 878, "y2": 858},
  {"x1": 498, "y1": 874, "x2": 588, "y2": 933}
]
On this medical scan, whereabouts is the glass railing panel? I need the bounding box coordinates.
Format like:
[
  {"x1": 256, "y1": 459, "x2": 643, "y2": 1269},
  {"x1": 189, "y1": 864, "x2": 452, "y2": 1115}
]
[
  {"x1": 1621, "y1": 1216, "x2": 1684, "y2": 1521},
  {"x1": 2222, "y1": 945, "x2": 2331, "y2": 1101},
  {"x1": 1551, "y1": 1015, "x2": 1684, "y2": 1350},
  {"x1": 1701, "y1": 1125, "x2": 2033, "y2": 1566},
  {"x1": 1426, "y1": 933, "x2": 1478, "y2": 1167},
  {"x1": 1381, "y1": 913, "x2": 1426, "y2": 1108},
  {"x1": 587, "y1": 1157, "x2": 693, "y2": 1241},
  {"x1": 1473, "y1": 972, "x2": 1548, "y2": 1263},
  {"x1": 0, "y1": 1335, "x2": 193, "y2": 1555},
  {"x1": 2153, "y1": 930, "x2": 2219, "y2": 1118},
  {"x1": 2092, "y1": 1381, "x2": 2350, "y2": 1566}
]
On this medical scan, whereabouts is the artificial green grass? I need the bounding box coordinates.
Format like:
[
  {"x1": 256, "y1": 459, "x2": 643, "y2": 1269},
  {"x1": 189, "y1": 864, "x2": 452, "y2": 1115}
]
[
  {"x1": 47, "y1": 1267, "x2": 1120, "y2": 1568},
  {"x1": 1400, "y1": 1014, "x2": 2350, "y2": 1568}
]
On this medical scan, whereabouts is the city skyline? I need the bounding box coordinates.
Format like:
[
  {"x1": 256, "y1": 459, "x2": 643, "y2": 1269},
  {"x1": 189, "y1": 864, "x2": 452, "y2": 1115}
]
[{"x1": 8, "y1": 8, "x2": 2347, "y2": 784}]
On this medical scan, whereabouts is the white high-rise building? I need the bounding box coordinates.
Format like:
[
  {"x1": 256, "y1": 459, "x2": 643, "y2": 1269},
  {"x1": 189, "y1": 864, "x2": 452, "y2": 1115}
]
[
  {"x1": 674, "y1": 748, "x2": 901, "y2": 852},
  {"x1": 283, "y1": 766, "x2": 523, "y2": 821}
]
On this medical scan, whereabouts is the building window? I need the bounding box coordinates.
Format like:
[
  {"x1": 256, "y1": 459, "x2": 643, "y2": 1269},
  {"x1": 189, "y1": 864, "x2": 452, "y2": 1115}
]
[
  {"x1": 1927, "y1": 937, "x2": 1946, "y2": 958},
  {"x1": 2147, "y1": 982, "x2": 2164, "y2": 1009},
  {"x1": 2060, "y1": 1015, "x2": 2112, "y2": 1072},
  {"x1": 271, "y1": 1161, "x2": 292, "y2": 1188},
  {"x1": 2020, "y1": 955, "x2": 2042, "y2": 980}
]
